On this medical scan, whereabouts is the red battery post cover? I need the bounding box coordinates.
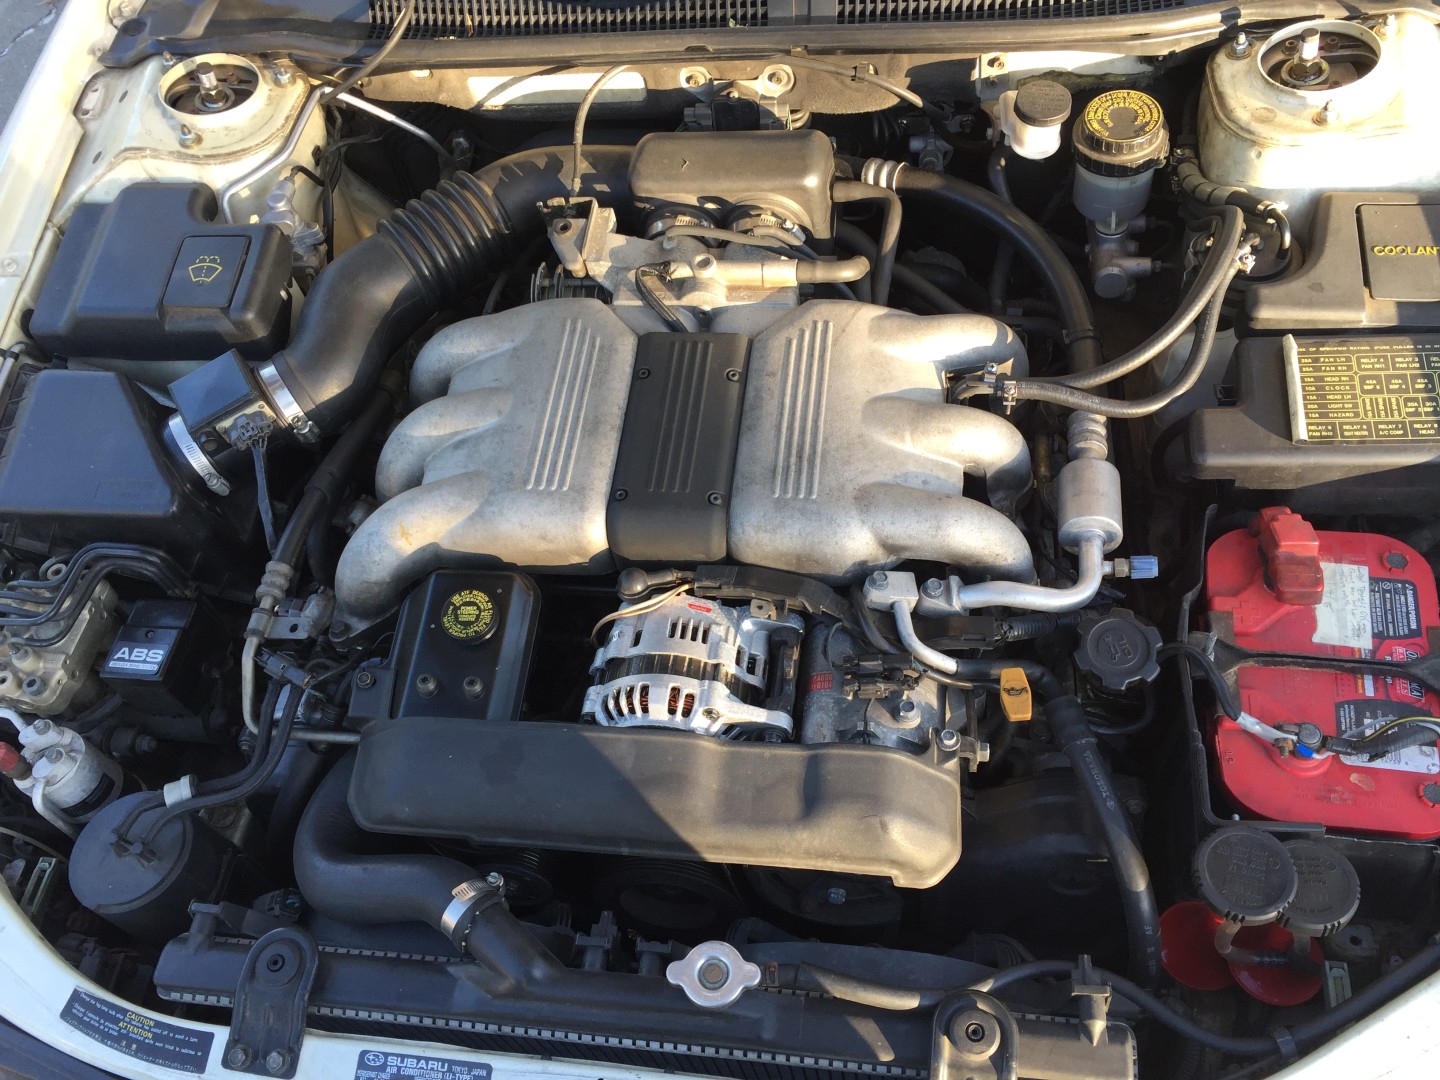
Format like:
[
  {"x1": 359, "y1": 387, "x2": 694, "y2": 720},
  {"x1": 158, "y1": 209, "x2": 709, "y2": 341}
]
[{"x1": 1206, "y1": 508, "x2": 1440, "y2": 839}]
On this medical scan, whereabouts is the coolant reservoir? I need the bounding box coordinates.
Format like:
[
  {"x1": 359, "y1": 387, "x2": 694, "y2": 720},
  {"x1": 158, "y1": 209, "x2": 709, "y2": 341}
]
[{"x1": 1198, "y1": 14, "x2": 1440, "y2": 235}]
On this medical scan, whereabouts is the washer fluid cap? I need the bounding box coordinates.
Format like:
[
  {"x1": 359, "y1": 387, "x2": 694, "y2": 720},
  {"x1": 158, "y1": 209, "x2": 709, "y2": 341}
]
[
  {"x1": 1194, "y1": 826, "x2": 1297, "y2": 924},
  {"x1": 1073, "y1": 89, "x2": 1169, "y2": 177},
  {"x1": 1279, "y1": 839, "x2": 1361, "y2": 938}
]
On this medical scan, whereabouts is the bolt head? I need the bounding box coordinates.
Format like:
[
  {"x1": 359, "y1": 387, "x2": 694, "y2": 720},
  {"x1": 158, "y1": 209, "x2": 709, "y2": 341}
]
[
  {"x1": 937, "y1": 729, "x2": 962, "y2": 751},
  {"x1": 921, "y1": 579, "x2": 944, "y2": 598},
  {"x1": 226, "y1": 1045, "x2": 253, "y2": 1069},
  {"x1": 485, "y1": 871, "x2": 505, "y2": 888},
  {"x1": 416, "y1": 674, "x2": 438, "y2": 697},
  {"x1": 355, "y1": 670, "x2": 375, "y2": 689},
  {"x1": 826, "y1": 887, "x2": 848, "y2": 905},
  {"x1": 264, "y1": 1049, "x2": 289, "y2": 1074}
]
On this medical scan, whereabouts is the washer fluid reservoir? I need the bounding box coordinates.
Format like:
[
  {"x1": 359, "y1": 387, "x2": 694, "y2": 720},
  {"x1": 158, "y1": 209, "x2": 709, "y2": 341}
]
[{"x1": 1198, "y1": 15, "x2": 1440, "y2": 236}]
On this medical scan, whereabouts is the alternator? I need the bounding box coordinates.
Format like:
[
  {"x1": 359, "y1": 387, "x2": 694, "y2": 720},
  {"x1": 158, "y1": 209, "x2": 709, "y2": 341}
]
[{"x1": 583, "y1": 596, "x2": 800, "y2": 737}]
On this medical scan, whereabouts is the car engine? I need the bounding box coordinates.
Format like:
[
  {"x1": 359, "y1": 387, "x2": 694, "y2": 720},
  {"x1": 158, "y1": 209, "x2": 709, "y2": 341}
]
[{"x1": 6, "y1": 8, "x2": 1440, "y2": 1078}]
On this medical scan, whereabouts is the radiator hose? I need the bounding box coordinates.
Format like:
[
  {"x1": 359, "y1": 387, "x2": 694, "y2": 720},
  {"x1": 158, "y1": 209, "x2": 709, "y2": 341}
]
[{"x1": 260, "y1": 146, "x2": 635, "y2": 435}]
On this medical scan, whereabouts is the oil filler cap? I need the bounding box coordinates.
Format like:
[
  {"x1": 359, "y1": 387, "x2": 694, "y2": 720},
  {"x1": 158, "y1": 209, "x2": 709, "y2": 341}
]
[
  {"x1": 1279, "y1": 840, "x2": 1361, "y2": 938},
  {"x1": 1073, "y1": 608, "x2": 1162, "y2": 693},
  {"x1": 1194, "y1": 826, "x2": 1298, "y2": 925},
  {"x1": 1072, "y1": 89, "x2": 1168, "y2": 177}
]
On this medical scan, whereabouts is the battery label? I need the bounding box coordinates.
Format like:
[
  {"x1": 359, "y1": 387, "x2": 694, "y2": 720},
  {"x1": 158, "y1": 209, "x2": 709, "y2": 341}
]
[
  {"x1": 1313, "y1": 562, "x2": 1373, "y2": 650},
  {"x1": 1284, "y1": 335, "x2": 1440, "y2": 443},
  {"x1": 1371, "y1": 576, "x2": 1423, "y2": 645},
  {"x1": 1335, "y1": 699, "x2": 1440, "y2": 775}
]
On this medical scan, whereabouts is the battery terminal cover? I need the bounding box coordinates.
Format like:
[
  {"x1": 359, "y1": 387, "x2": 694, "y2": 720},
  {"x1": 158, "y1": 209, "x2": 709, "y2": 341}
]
[{"x1": 1252, "y1": 507, "x2": 1323, "y2": 606}]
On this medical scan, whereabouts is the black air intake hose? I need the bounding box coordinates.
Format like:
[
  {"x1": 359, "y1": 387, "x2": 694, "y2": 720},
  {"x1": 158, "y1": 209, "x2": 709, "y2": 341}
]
[{"x1": 267, "y1": 147, "x2": 635, "y2": 434}]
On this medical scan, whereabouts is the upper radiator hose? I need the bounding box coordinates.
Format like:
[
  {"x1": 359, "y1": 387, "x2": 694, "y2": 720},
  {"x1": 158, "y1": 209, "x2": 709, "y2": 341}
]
[{"x1": 259, "y1": 147, "x2": 635, "y2": 435}]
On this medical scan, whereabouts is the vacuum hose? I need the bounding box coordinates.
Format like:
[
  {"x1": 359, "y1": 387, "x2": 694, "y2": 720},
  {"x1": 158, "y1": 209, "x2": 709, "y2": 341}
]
[{"x1": 263, "y1": 146, "x2": 635, "y2": 435}]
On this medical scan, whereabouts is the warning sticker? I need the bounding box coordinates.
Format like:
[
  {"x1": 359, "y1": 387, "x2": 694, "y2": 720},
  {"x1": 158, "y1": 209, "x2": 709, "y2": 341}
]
[
  {"x1": 1313, "y1": 562, "x2": 1373, "y2": 650},
  {"x1": 1335, "y1": 699, "x2": 1440, "y2": 775},
  {"x1": 1284, "y1": 335, "x2": 1440, "y2": 443},
  {"x1": 1370, "y1": 576, "x2": 1424, "y2": 645},
  {"x1": 355, "y1": 1050, "x2": 493, "y2": 1080},
  {"x1": 60, "y1": 987, "x2": 213, "y2": 1073}
]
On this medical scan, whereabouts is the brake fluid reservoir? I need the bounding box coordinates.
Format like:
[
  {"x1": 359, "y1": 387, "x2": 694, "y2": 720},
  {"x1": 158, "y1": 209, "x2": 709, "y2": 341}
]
[{"x1": 1198, "y1": 15, "x2": 1440, "y2": 236}]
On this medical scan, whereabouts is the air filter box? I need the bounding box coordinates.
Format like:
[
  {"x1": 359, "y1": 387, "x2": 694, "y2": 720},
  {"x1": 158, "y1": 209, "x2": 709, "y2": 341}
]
[{"x1": 1205, "y1": 509, "x2": 1440, "y2": 838}]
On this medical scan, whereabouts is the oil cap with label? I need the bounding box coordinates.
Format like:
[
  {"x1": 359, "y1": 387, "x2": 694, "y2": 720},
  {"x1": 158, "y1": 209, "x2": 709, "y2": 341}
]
[{"x1": 1073, "y1": 608, "x2": 1162, "y2": 694}]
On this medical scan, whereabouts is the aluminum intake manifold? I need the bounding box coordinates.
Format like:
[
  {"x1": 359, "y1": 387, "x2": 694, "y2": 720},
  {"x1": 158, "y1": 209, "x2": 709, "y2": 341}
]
[{"x1": 334, "y1": 298, "x2": 1034, "y2": 628}]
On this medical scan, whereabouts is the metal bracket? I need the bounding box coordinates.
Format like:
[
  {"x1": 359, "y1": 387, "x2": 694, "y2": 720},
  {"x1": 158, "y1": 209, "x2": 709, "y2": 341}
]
[{"x1": 223, "y1": 927, "x2": 319, "y2": 1078}]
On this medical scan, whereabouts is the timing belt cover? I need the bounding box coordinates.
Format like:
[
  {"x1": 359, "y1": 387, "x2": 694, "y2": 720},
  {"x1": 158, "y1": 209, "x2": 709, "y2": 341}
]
[{"x1": 348, "y1": 718, "x2": 962, "y2": 889}]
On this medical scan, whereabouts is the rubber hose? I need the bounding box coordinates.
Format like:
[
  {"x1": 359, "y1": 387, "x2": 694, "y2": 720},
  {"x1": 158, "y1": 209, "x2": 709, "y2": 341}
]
[
  {"x1": 997, "y1": 263, "x2": 1238, "y2": 420},
  {"x1": 833, "y1": 180, "x2": 900, "y2": 306},
  {"x1": 293, "y1": 752, "x2": 476, "y2": 929},
  {"x1": 1034, "y1": 206, "x2": 1246, "y2": 391},
  {"x1": 885, "y1": 166, "x2": 1101, "y2": 372},
  {"x1": 987, "y1": 146, "x2": 1017, "y2": 315},
  {"x1": 269, "y1": 146, "x2": 635, "y2": 434},
  {"x1": 1047, "y1": 695, "x2": 1162, "y2": 986},
  {"x1": 274, "y1": 382, "x2": 397, "y2": 569}
]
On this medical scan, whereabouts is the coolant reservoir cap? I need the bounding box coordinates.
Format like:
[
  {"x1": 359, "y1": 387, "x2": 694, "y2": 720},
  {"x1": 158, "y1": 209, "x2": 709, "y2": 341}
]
[
  {"x1": 1278, "y1": 840, "x2": 1361, "y2": 938},
  {"x1": 1073, "y1": 89, "x2": 1169, "y2": 177},
  {"x1": 1194, "y1": 826, "x2": 1298, "y2": 924}
]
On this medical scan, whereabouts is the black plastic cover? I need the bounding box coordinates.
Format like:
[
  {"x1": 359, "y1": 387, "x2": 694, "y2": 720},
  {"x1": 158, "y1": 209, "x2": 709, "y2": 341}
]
[
  {"x1": 607, "y1": 333, "x2": 748, "y2": 563},
  {"x1": 1184, "y1": 335, "x2": 1440, "y2": 512},
  {"x1": 100, "y1": 599, "x2": 213, "y2": 718},
  {"x1": 1245, "y1": 192, "x2": 1440, "y2": 332},
  {"x1": 30, "y1": 183, "x2": 292, "y2": 362},
  {"x1": 348, "y1": 716, "x2": 962, "y2": 888},
  {"x1": 0, "y1": 369, "x2": 255, "y2": 576},
  {"x1": 1280, "y1": 840, "x2": 1362, "y2": 938},
  {"x1": 629, "y1": 131, "x2": 836, "y2": 238},
  {"x1": 348, "y1": 571, "x2": 540, "y2": 724},
  {"x1": 1194, "y1": 826, "x2": 1297, "y2": 924}
]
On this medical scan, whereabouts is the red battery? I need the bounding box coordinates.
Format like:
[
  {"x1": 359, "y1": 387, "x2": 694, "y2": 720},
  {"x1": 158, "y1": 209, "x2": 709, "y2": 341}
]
[{"x1": 1205, "y1": 508, "x2": 1440, "y2": 839}]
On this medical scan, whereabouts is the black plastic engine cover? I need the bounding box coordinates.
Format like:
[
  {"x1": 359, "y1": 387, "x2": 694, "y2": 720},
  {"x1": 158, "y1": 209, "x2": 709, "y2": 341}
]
[
  {"x1": 606, "y1": 332, "x2": 748, "y2": 563},
  {"x1": 348, "y1": 716, "x2": 962, "y2": 888}
]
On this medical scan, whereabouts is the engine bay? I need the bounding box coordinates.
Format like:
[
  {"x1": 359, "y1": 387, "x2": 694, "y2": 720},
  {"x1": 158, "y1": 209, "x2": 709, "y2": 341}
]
[{"x1": 6, "y1": 8, "x2": 1440, "y2": 1077}]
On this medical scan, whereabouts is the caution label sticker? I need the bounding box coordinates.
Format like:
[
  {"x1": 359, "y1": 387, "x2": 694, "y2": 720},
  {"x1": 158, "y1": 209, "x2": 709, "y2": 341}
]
[{"x1": 60, "y1": 987, "x2": 213, "y2": 1073}]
